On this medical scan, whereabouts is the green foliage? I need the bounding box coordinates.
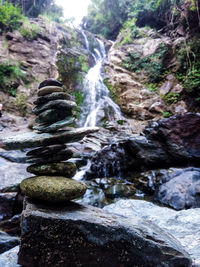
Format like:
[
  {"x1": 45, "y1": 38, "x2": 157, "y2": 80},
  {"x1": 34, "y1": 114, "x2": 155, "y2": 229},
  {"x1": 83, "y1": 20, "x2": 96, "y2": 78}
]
[
  {"x1": 19, "y1": 19, "x2": 42, "y2": 40},
  {"x1": 162, "y1": 92, "x2": 180, "y2": 104},
  {"x1": 162, "y1": 110, "x2": 172, "y2": 118},
  {"x1": 72, "y1": 91, "x2": 84, "y2": 106},
  {"x1": 182, "y1": 68, "x2": 200, "y2": 95},
  {"x1": 15, "y1": 93, "x2": 27, "y2": 116},
  {"x1": 0, "y1": 62, "x2": 24, "y2": 95},
  {"x1": 104, "y1": 78, "x2": 118, "y2": 103},
  {"x1": 0, "y1": 1, "x2": 24, "y2": 32},
  {"x1": 145, "y1": 83, "x2": 158, "y2": 92},
  {"x1": 123, "y1": 43, "x2": 168, "y2": 82},
  {"x1": 79, "y1": 55, "x2": 89, "y2": 73},
  {"x1": 117, "y1": 119, "x2": 126, "y2": 125},
  {"x1": 176, "y1": 39, "x2": 200, "y2": 97}
]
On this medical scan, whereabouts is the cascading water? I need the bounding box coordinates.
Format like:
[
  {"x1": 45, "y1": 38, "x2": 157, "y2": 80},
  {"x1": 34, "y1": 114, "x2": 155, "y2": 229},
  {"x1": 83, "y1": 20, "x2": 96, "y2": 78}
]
[{"x1": 79, "y1": 31, "x2": 124, "y2": 127}]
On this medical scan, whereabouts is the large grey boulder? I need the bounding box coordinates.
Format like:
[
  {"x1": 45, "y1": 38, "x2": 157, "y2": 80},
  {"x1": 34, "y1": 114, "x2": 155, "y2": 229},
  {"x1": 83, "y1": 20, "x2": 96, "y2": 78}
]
[
  {"x1": 104, "y1": 199, "x2": 200, "y2": 266},
  {"x1": 18, "y1": 199, "x2": 192, "y2": 267}
]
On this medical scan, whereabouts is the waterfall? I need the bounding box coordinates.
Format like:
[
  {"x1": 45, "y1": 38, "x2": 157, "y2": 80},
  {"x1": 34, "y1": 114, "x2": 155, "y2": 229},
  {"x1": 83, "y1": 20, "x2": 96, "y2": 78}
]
[{"x1": 79, "y1": 31, "x2": 124, "y2": 127}]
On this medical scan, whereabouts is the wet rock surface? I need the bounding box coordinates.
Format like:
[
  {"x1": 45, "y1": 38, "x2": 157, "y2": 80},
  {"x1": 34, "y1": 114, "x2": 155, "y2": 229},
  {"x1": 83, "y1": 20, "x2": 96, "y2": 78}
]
[
  {"x1": 0, "y1": 193, "x2": 17, "y2": 222},
  {"x1": 104, "y1": 199, "x2": 200, "y2": 266},
  {"x1": 0, "y1": 214, "x2": 21, "y2": 236},
  {"x1": 0, "y1": 231, "x2": 19, "y2": 254},
  {"x1": 89, "y1": 113, "x2": 200, "y2": 177},
  {"x1": 18, "y1": 199, "x2": 192, "y2": 267}
]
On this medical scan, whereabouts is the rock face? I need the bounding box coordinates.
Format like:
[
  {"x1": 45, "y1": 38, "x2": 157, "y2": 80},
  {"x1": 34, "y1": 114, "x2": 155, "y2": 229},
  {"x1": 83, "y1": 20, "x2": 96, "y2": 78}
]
[
  {"x1": 105, "y1": 27, "x2": 192, "y2": 128},
  {"x1": 20, "y1": 176, "x2": 87, "y2": 202},
  {"x1": 104, "y1": 199, "x2": 200, "y2": 265},
  {"x1": 89, "y1": 113, "x2": 200, "y2": 177},
  {"x1": 18, "y1": 199, "x2": 192, "y2": 267}
]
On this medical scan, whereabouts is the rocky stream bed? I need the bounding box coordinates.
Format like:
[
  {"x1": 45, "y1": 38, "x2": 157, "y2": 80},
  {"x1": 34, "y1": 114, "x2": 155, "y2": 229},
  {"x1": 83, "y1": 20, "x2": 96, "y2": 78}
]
[{"x1": 0, "y1": 112, "x2": 199, "y2": 266}]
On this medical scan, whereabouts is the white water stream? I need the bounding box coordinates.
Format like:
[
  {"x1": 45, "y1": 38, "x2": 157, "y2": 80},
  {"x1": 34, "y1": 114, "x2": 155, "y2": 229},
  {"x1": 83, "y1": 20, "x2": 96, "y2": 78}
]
[{"x1": 79, "y1": 31, "x2": 124, "y2": 127}]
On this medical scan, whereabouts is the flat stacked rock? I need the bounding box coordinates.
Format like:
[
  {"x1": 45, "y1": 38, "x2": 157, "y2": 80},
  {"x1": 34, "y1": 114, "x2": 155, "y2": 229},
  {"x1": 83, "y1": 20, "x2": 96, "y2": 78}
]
[{"x1": 19, "y1": 79, "x2": 89, "y2": 202}]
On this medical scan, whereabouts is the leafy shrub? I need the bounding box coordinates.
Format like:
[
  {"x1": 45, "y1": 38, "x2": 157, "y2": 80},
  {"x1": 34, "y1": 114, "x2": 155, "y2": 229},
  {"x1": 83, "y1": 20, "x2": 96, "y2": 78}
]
[
  {"x1": 15, "y1": 93, "x2": 27, "y2": 116},
  {"x1": 162, "y1": 92, "x2": 180, "y2": 104},
  {"x1": 72, "y1": 91, "x2": 84, "y2": 106},
  {"x1": 19, "y1": 19, "x2": 42, "y2": 40},
  {"x1": 0, "y1": 61, "x2": 24, "y2": 95},
  {"x1": 123, "y1": 43, "x2": 168, "y2": 82},
  {"x1": 0, "y1": 1, "x2": 24, "y2": 32},
  {"x1": 183, "y1": 68, "x2": 200, "y2": 96},
  {"x1": 163, "y1": 111, "x2": 172, "y2": 118}
]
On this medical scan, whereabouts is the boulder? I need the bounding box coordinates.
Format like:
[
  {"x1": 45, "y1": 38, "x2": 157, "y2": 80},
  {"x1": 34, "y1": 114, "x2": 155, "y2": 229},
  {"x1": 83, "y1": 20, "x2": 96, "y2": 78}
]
[
  {"x1": 20, "y1": 176, "x2": 87, "y2": 202},
  {"x1": 27, "y1": 162, "x2": 76, "y2": 177},
  {"x1": 104, "y1": 199, "x2": 200, "y2": 265},
  {"x1": 0, "y1": 231, "x2": 19, "y2": 254},
  {"x1": 18, "y1": 199, "x2": 192, "y2": 267},
  {"x1": 154, "y1": 168, "x2": 200, "y2": 210}
]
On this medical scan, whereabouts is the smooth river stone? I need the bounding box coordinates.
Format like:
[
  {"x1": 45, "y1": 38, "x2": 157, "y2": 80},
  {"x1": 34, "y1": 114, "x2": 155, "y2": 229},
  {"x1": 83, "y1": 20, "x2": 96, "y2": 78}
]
[
  {"x1": 38, "y1": 86, "x2": 63, "y2": 97},
  {"x1": 34, "y1": 92, "x2": 69, "y2": 106},
  {"x1": 35, "y1": 109, "x2": 72, "y2": 124},
  {"x1": 27, "y1": 162, "x2": 76, "y2": 177},
  {"x1": 26, "y1": 149, "x2": 73, "y2": 164},
  {"x1": 33, "y1": 117, "x2": 75, "y2": 133},
  {"x1": 1, "y1": 127, "x2": 99, "y2": 150},
  {"x1": 39, "y1": 79, "x2": 62, "y2": 89},
  {"x1": 20, "y1": 176, "x2": 87, "y2": 202},
  {"x1": 33, "y1": 100, "x2": 77, "y2": 115},
  {"x1": 26, "y1": 144, "x2": 66, "y2": 157}
]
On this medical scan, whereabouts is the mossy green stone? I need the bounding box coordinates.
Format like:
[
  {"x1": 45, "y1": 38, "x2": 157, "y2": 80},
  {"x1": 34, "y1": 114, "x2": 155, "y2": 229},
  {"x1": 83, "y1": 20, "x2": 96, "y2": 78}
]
[
  {"x1": 20, "y1": 176, "x2": 87, "y2": 202},
  {"x1": 27, "y1": 162, "x2": 77, "y2": 177}
]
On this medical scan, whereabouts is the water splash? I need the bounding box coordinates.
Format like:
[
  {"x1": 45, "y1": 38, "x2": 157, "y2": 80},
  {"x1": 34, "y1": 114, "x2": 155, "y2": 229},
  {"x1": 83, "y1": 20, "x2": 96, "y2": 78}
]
[{"x1": 79, "y1": 31, "x2": 124, "y2": 127}]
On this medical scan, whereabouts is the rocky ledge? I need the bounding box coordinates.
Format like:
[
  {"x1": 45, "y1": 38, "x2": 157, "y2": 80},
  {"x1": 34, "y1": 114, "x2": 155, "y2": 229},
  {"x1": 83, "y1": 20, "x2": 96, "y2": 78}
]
[
  {"x1": 18, "y1": 198, "x2": 192, "y2": 267},
  {"x1": 1, "y1": 127, "x2": 99, "y2": 150}
]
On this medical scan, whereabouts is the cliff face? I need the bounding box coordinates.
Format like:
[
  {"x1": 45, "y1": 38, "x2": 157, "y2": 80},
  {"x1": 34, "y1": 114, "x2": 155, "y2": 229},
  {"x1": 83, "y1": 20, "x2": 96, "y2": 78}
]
[
  {"x1": 0, "y1": 18, "x2": 91, "y2": 133},
  {"x1": 105, "y1": 26, "x2": 200, "y2": 130}
]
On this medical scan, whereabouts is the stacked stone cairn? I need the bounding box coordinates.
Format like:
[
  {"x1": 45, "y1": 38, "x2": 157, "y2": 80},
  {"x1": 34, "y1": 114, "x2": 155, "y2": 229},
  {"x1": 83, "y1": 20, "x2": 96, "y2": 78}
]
[{"x1": 20, "y1": 79, "x2": 87, "y2": 202}]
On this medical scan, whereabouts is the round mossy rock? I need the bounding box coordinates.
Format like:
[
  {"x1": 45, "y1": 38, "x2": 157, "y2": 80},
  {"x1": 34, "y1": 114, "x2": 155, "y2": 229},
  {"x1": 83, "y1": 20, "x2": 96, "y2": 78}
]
[{"x1": 20, "y1": 176, "x2": 87, "y2": 202}]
